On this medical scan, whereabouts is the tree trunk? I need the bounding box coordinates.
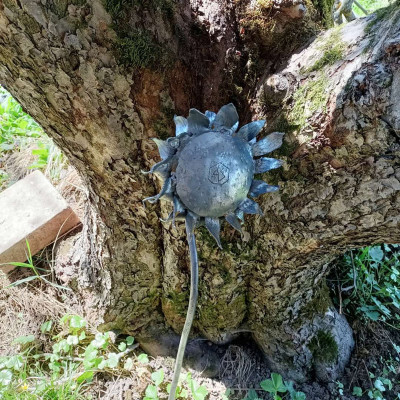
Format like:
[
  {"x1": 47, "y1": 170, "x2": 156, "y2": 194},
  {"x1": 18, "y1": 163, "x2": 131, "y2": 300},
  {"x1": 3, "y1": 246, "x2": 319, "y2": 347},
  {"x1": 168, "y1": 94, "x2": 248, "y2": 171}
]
[{"x1": 1, "y1": 0, "x2": 399, "y2": 382}]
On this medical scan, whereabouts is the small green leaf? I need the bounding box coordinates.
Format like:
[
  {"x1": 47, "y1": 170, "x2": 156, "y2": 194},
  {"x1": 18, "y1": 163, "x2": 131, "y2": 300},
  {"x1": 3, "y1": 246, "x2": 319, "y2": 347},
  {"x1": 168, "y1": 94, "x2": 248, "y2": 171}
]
[
  {"x1": 260, "y1": 379, "x2": 275, "y2": 393},
  {"x1": 374, "y1": 379, "x2": 385, "y2": 392},
  {"x1": 12, "y1": 335, "x2": 35, "y2": 345},
  {"x1": 0, "y1": 369, "x2": 12, "y2": 386},
  {"x1": 353, "y1": 386, "x2": 363, "y2": 397},
  {"x1": 69, "y1": 315, "x2": 87, "y2": 330},
  {"x1": 118, "y1": 342, "x2": 127, "y2": 352},
  {"x1": 244, "y1": 389, "x2": 259, "y2": 400},
  {"x1": 151, "y1": 369, "x2": 164, "y2": 386},
  {"x1": 271, "y1": 373, "x2": 287, "y2": 393},
  {"x1": 145, "y1": 384, "x2": 158, "y2": 399},
  {"x1": 124, "y1": 358, "x2": 133, "y2": 370},
  {"x1": 40, "y1": 320, "x2": 53, "y2": 333},
  {"x1": 107, "y1": 353, "x2": 120, "y2": 368},
  {"x1": 369, "y1": 247, "x2": 384, "y2": 262},
  {"x1": 193, "y1": 385, "x2": 208, "y2": 400},
  {"x1": 76, "y1": 371, "x2": 94, "y2": 384},
  {"x1": 126, "y1": 336, "x2": 135, "y2": 345},
  {"x1": 137, "y1": 353, "x2": 149, "y2": 364},
  {"x1": 67, "y1": 335, "x2": 79, "y2": 346}
]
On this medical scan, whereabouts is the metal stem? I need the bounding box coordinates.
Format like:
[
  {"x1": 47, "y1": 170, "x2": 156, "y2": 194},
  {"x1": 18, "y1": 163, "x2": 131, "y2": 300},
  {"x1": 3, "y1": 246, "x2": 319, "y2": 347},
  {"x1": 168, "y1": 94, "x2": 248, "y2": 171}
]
[{"x1": 168, "y1": 224, "x2": 199, "y2": 400}]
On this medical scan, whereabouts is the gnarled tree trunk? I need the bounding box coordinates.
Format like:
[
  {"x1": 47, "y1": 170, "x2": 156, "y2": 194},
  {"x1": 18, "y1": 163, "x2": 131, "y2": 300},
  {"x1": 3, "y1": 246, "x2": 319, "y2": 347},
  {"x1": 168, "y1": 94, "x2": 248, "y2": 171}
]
[{"x1": 0, "y1": 0, "x2": 399, "y2": 382}]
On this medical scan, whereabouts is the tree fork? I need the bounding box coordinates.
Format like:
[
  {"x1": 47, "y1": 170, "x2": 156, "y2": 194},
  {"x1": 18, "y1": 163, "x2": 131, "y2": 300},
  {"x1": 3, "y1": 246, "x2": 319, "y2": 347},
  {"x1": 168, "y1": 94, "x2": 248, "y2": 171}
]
[{"x1": 0, "y1": 0, "x2": 399, "y2": 382}]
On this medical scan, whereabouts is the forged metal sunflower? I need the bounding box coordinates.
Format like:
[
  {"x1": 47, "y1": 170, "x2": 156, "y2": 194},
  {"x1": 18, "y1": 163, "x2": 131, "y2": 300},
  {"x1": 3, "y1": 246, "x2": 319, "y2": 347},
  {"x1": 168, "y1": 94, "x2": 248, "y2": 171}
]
[
  {"x1": 143, "y1": 103, "x2": 284, "y2": 246},
  {"x1": 143, "y1": 103, "x2": 284, "y2": 400}
]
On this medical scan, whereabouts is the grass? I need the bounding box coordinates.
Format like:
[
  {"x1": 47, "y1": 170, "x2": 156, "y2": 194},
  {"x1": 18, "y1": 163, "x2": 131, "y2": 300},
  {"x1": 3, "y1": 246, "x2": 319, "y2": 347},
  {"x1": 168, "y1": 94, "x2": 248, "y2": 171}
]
[
  {"x1": 354, "y1": 0, "x2": 392, "y2": 17},
  {"x1": 0, "y1": 86, "x2": 67, "y2": 189}
]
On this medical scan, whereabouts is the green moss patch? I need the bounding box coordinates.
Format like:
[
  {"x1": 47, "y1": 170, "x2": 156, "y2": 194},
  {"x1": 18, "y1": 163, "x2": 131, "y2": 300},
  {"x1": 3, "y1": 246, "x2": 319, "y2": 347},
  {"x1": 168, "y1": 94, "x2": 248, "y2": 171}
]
[
  {"x1": 289, "y1": 73, "x2": 329, "y2": 129},
  {"x1": 116, "y1": 30, "x2": 173, "y2": 69},
  {"x1": 307, "y1": 27, "x2": 345, "y2": 72},
  {"x1": 301, "y1": 282, "x2": 332, "y2": 320},
  {"x1": 309, "y1": 330, "x2": 338, "y2": 363},
  {"x1": 311, "y1": 0, "x2": 335, "y2": 28}
]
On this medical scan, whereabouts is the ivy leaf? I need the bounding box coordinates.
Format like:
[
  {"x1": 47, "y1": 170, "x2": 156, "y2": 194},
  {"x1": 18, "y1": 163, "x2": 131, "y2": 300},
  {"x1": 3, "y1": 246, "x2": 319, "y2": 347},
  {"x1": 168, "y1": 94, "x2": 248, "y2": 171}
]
[
  {"x1": 369, "y1": 247, "x2": 384, "y2": 262},
  {"x1": 126, "y1": 336, "x2": 135, "y2": 345}
]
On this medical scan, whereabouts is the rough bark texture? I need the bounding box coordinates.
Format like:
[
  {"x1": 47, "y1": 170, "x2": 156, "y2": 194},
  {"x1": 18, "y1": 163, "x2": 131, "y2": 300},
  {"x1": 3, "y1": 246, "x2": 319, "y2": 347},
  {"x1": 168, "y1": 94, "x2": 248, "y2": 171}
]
[{"x1": 0, "y1": 0, "x2": 399, "y2": 382}]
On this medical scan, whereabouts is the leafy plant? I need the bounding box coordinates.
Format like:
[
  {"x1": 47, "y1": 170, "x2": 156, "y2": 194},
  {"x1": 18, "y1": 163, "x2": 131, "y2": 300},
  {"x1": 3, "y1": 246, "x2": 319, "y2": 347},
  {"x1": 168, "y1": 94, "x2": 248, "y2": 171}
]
[
  {"x1": 1, "y1": 239, "x2": 71, "y2": 291},
  {"x1": 245, "y1": 373, "x2": 306, "y2": 400},
  {"x1": 0, "y1": 86, "x2": 68, "y2": 189},
  {"x1": 0, "y1": 313, "x2": 145, "y2": 399},
  {"x1": 260, "y1": 373, "x2": 287, "y2": 400},
  {"x1": 331, "y1": 245, "x2": 400, "y2": 328}
]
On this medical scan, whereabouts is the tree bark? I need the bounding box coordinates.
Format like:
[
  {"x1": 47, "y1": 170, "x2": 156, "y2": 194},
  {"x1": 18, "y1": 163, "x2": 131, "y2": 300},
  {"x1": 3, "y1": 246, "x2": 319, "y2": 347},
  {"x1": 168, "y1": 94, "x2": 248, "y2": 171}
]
[{"x1": 0, "y1": 0, "x2": 399, "y2": 382}]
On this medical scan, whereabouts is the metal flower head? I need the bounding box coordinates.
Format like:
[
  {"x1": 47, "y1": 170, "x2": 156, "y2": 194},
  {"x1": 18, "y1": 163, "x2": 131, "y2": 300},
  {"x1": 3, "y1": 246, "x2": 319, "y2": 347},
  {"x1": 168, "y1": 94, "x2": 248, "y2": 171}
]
[{"x1": 143, "y1": 103, "x2": 284, "y2": 247}]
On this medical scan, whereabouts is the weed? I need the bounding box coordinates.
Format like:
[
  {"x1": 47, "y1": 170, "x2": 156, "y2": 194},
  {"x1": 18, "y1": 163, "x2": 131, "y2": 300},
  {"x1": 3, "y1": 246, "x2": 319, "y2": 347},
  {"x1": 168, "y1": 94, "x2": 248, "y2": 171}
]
[
  {"x1": 0, "y1": 313, "x2": 145, "y2": 399},
  {"x1": 143, "y1": 370, "x2": 208, "y2": 400},
  {"x1": 1, "y1": 240, "x2": 71, "y2": 292},
  {"x1": 331, "y1": 245, "x2": 400, "y2": 328},
  {"x1": 243, "y1": 372, "x2": 306, "y2": 400}
]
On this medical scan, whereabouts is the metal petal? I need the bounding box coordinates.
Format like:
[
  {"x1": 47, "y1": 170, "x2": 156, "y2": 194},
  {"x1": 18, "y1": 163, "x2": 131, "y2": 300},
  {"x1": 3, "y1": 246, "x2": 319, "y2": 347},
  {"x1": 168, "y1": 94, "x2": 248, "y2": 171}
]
[
  {"x1": 153, "y1": 165, "x2": 170, "y2": 182},
  {"x1": 233, "y1": 120, "x2": 265, "y2": 142},
  {"x1": 141, "y1": 157, "x2": 174, "y2": 175},
  {"x1": 153, "y1": 138, "x2": 175, "y2": 160},
  {"x1": 205, "y1": 110, "x2": 216, "y2": 126},
  {"x1": 174, "y1": 115, "x2": 188, "y2": 136},
  {"x1": 238, "y1": 198, "x2": 263, "y2": 215},
  {"x1": 231, "y1": 121, "x2": 239, "y2": 133},
  {"x1": 225, "y1": 213, "x2": 242, "y2": 232},
  {"x1": 213, "y1": 103, "x2": 239, "y2": 130},
  {"x1": 235, "y1": 209, "x2": 244, "y2": 221},
  {"x1": 249, "y1": 180, "x2": 279, "y2": 197},
  {"x1": 187, "y1": 108, "x2": 210, "y2": 135},
  {"x1": 205, "y1": 217, "x2": 222, "y2": 249},
  {"x1": 254, "y1": 158, "x2": 283, "y2": 174},
  {"x1": 252, "y1": 132, "x2": 284, "y2": 156},
  {"x1": 143, "y1": 177, "x2": 173, "y2": 205},
  {"x1": 185, "y1": 211, "x2": 198, "y2": 234}
]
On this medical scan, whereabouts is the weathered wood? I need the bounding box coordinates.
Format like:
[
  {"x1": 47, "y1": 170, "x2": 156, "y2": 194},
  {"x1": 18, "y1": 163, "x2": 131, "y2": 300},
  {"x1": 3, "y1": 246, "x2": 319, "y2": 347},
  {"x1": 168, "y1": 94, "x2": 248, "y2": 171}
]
[{"x1": 0, "y1": 171, "x2": 80, "y2": 273}]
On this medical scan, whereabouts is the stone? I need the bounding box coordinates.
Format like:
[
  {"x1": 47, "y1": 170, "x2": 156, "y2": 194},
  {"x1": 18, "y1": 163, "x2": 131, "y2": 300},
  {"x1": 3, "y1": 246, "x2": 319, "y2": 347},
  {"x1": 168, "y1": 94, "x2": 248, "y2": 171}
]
[{"x1": 0, "y1": 170, "x2": 81, "y2": 273}]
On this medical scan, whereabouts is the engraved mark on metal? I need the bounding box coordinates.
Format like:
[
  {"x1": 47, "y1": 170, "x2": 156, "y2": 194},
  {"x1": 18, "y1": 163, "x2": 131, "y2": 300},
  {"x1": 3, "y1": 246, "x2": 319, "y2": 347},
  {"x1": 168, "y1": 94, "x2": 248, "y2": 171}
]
[{"x1": 208, "y1": 162, "x2": 229, "y2": 185}]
